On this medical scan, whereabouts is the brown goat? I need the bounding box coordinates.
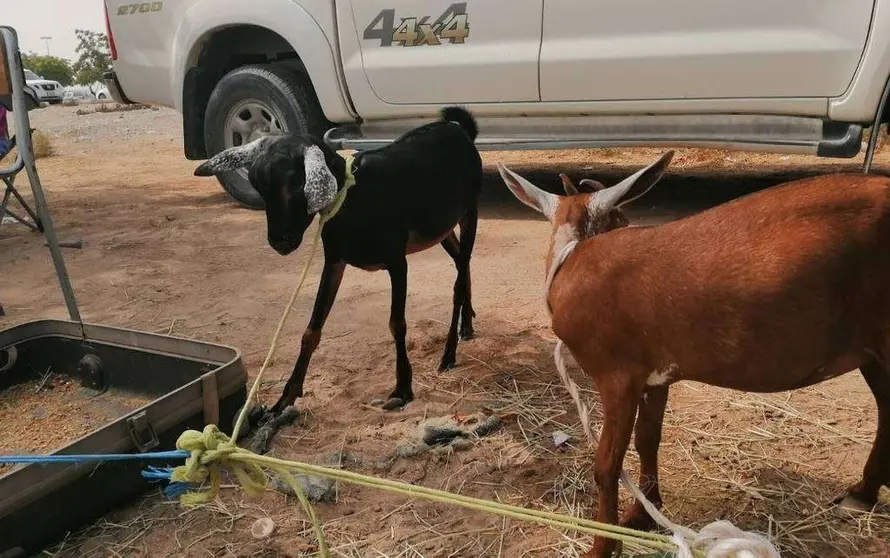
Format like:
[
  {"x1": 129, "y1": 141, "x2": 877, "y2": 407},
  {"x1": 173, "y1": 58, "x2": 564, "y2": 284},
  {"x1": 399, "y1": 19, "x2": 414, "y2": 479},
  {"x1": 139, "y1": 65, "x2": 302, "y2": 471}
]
[{"x1": 498, "y1": 152, "x2": 890, "y2": 557}]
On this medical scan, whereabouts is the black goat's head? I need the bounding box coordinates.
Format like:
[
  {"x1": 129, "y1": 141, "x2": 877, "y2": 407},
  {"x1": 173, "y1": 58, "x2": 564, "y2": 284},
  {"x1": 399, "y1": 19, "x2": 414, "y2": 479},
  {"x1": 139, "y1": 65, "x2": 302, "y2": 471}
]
[{"x1": 195, "y1": 135, "x2": 346, "y2": 255}]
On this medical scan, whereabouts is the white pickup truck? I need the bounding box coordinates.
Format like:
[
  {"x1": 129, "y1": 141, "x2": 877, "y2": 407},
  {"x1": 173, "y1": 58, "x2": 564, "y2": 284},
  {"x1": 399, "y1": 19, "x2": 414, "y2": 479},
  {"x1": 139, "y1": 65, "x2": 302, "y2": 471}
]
[{"x1": 103, "y1": 0, "x2": 890, "y2": 209}]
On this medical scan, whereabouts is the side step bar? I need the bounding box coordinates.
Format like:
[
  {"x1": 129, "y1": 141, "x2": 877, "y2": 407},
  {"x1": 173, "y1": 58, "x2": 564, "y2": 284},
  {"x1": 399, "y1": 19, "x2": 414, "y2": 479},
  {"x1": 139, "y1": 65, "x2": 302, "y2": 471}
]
[{"x1": 324, "y1": 114, "x2": 863, "y2": 159}]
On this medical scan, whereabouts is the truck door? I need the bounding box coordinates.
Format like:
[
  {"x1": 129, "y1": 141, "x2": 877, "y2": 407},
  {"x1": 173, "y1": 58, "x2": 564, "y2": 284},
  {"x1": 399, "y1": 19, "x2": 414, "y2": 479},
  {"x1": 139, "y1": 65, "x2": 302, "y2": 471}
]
[
  {"x1": 539, "y1": 0, "x2": 875, "y2": 102},
  {"x1": 345, "y1": 1, "x2": 543, "y2": 104}
]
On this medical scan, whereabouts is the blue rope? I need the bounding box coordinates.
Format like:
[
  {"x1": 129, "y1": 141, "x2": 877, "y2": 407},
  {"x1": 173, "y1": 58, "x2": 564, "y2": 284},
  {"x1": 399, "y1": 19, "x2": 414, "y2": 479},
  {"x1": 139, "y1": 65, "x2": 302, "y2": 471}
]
[
  {"x1": 0, "y1": 450, "x2": 194, "y2": 500},
  {"x1": 142, "y1": 465, "x2": 192, "y2": 499},
  {"x1": 0, "y1": 450, "x2": 190, "y2": 464}
]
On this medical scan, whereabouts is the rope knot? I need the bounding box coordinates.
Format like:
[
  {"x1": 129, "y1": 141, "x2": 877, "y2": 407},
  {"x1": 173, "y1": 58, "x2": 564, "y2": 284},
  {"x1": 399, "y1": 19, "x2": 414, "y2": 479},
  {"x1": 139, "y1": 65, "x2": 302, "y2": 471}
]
[{"x1": 168, "y1": 425, "x2": 267, "y2": 506}]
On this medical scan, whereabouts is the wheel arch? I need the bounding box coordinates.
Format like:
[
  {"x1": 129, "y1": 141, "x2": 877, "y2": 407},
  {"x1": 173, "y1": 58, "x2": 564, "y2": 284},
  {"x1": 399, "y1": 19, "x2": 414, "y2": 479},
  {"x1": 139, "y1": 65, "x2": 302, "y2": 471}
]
[{"x1": 174, "y1": 0, "x2": 356, "y2": 159}]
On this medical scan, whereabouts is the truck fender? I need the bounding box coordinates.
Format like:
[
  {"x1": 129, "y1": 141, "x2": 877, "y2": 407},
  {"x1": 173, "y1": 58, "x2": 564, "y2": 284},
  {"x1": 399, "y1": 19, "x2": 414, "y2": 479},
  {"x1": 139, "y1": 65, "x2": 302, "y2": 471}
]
[
  {"x1": 170, "y1": 0, "x2": 355, "y2": 124},
  {"x1": 830, "y1": 0, "x2": 890, "y2": 123}
]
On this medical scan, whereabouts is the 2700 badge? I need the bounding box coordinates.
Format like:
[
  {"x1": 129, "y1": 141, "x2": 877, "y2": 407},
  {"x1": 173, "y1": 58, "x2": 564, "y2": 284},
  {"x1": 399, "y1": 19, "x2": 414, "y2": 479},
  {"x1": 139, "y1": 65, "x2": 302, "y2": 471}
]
[
  {"x1": 363, "y1": 3, "x2": 470, "y2": 47},
  {"x1": 117, "y1": 2, "x2": 163, "y2": 15}
]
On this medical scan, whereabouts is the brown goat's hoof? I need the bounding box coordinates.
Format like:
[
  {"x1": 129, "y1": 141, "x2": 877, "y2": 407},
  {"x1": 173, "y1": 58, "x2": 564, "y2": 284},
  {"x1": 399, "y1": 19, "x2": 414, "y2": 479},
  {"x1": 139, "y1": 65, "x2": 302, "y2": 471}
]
[
  {"x1": 580, "y1": 540, "x2": 621, "y2": 558},
  {"x1": 619, "y1": 512, "x2": 657, "y2": 532}
]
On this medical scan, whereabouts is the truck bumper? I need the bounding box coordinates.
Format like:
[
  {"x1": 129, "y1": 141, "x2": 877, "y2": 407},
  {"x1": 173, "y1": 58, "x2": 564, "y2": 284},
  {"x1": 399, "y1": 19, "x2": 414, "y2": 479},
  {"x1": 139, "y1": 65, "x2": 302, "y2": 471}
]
[{"x1": 102, "y1": 71, "x2": 133, "y2": 105}]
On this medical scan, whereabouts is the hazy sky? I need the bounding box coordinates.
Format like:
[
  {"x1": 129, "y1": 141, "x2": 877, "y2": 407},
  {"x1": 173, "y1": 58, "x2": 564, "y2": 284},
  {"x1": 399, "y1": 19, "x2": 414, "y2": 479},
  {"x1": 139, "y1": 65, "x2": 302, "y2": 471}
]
[{"x1": 5, "y1": 1, "x2": 107, "y2": 62}]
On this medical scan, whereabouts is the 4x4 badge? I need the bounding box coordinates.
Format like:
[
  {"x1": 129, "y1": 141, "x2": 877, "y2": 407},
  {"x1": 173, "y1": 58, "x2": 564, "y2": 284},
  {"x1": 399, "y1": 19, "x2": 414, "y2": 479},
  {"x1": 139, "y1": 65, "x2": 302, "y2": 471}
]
[{"x1": 363, "y1": 3, "x2": 470, "y2": 47}]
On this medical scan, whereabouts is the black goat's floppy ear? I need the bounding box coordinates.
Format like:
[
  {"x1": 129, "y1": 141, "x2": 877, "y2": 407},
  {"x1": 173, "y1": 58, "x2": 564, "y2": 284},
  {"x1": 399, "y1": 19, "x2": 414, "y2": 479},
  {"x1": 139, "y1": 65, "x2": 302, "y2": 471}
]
[
  {"x1": 303, "y1": 145, "x2": 338, "y2": 214},
  {"x1": 194, "y1": 135, "x2": 279, "y2": 176}
]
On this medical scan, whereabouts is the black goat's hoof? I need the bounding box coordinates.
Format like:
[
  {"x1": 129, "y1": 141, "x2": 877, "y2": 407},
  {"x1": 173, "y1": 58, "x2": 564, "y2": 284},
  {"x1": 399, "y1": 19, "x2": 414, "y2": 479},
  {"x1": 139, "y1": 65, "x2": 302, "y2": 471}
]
[
  {"x1": 438, "y1": 358, "x2": 456, "y2": 372},
  {"x1": 370, "y1": 397, "x2": 408, "y2": 411},
  {"x1": 382, "y1": 397, "x2": 406, "y2": 411},
  {"x1": 253, "y1": 405, "x2": 276, "y2": 427},
  {"x1": 231, "y1": 404, "x2": 269, "y2": 438},
  {"x1": 832, "y1": 494, "x2": 875, "y2": 518},
  {"x1": 459, "y1": 328, "x2": 475, "y2": 341},
  {"x1": 244, "y1": 406, "x2": 301, "y2": 455}
]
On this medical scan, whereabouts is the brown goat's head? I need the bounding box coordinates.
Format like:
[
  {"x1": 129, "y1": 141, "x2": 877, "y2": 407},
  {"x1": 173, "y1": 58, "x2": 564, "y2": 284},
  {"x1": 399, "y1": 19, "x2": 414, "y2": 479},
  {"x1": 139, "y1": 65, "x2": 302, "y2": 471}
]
[
  {"x1": 195, "y1": 134, "x2": 346, "y2": 256},
  {"x1": 496, "y1": 151, "x2": 674, "y2": 267}
]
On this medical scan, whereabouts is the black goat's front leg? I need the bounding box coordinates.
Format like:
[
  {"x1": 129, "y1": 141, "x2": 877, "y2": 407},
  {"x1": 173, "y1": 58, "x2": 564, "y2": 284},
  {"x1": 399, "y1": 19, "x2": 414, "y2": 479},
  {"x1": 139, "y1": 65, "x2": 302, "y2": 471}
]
[
  {"x1": 371, "y1": 257, "x2": 414, "y2": 410},
  {"x1": 439, "y1": 207, "x2": 478, "y2": 371},
  {"x1": 270, "y1": 259, "x2": 346, "y2": 415}
]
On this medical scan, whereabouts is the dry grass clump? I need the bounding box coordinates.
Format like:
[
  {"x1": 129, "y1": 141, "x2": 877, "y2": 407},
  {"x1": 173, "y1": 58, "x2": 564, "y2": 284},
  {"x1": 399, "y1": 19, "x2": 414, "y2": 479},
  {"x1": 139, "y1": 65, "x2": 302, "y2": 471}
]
[{"x1": 31, "y1": 130, "x2": 54, "y2": 159}]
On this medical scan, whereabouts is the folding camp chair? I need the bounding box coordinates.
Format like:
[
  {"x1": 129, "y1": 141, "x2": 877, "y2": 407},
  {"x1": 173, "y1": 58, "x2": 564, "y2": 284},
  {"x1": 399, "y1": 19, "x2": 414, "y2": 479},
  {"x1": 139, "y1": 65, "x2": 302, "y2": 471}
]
[
  {"x1": 1, "y1": 132, "x2": 43, "y2": 233},
  {"x1": 0, "y1": 28, "x2": 42, "y2": 234},
  {"x1": 0, "y1": 26, "x2": 80, "y2": 320}
]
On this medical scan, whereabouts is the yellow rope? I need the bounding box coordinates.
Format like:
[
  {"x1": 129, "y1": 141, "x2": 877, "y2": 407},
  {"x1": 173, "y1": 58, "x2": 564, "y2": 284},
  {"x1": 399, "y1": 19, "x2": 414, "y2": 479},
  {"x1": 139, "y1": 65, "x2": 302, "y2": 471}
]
[
  {"x1": 171, "y1": 424, "x2": 678, "y2": 553},
  {"x1": 222, "y1": 160, "x2": 355, "y2": 555},
  {"x1": 230, "y1": 157, "x2": 355, "y2": 446},
  {"x1": 167, "y1": 155, "x2": 682, "y2": 557}
]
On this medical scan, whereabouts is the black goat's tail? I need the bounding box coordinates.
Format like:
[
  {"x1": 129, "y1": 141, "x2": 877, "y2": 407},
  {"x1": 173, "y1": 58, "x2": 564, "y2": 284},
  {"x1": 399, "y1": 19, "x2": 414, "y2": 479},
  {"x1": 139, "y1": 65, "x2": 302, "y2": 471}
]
[{"x1": 440, "y1": 106, "x2": 478, "y2": 142}]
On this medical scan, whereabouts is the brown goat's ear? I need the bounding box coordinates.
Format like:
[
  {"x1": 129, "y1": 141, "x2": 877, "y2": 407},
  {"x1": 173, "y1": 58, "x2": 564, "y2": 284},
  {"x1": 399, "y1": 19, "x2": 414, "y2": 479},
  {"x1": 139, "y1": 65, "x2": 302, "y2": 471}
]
[
  {"x1": 559, "y1": 173, "x2": 580, "y2": 196},
  {"x1": 497, "y1": 163, "x2": 557, "y2": 220},
  {"x1": 589, "y1": 150, "x2": 673, "y2": 213}
]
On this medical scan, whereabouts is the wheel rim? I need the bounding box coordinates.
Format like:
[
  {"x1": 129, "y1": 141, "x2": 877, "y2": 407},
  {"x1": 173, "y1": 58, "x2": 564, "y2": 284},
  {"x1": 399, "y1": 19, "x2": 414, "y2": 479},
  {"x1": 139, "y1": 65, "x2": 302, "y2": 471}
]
[{"x1": 224, "y1": 99, "x2": 288, "y2": 183}]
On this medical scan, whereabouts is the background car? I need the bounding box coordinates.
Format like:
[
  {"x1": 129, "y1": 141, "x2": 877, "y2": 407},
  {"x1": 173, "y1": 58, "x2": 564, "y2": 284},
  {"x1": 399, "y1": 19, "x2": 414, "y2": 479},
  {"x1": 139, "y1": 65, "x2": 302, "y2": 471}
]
[{"x1": 24, "y1": 69, "x2": 63, "y2": 105}]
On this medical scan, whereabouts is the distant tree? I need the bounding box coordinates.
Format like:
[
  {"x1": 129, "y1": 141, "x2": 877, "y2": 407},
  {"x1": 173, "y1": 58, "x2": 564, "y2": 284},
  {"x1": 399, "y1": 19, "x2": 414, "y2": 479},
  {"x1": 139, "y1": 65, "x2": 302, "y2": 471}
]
[
  {"x1": 20, "y1": 53, "x2": 74, "y2": 85},
  {"x1": 71, "y1": 29, "x2": 111, "y2": 85}
]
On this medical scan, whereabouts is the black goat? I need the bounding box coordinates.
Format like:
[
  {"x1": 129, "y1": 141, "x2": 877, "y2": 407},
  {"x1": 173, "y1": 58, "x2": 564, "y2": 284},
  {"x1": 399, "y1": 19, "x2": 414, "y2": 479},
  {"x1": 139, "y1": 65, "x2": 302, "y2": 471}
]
[{"x1": 195, "y1": 107, "x2": 482, "y2": 415}]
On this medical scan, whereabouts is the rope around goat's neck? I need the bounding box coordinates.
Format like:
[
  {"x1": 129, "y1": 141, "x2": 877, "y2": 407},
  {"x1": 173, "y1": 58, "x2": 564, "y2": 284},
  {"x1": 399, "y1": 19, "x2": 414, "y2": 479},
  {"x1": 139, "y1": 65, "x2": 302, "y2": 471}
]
[{"x1": 544, "y1": 239, "x2": 579, "y2": 318}]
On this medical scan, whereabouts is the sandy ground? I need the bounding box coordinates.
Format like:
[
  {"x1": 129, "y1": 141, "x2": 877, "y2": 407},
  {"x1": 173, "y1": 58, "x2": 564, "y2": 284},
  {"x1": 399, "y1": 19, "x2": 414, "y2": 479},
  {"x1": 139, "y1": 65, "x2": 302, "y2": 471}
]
[{"x1": 1, "y1": 104, "x2": 890, "y2": 557}]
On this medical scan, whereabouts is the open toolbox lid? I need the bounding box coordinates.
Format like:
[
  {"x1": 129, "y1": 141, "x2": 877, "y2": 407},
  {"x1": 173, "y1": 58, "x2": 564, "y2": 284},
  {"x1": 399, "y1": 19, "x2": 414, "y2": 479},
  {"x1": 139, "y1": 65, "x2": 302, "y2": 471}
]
[{"x1": 0, "y1": 320, "x2": 248, "y2": 555}]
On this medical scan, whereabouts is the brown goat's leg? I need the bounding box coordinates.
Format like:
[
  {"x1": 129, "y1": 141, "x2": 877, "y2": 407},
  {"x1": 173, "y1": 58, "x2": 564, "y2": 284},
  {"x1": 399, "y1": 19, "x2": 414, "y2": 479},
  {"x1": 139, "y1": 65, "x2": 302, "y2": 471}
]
[
  {"x1": 584, "y1": 375, "x2": 642, "y2": 558},
  {"x1": 377, "y1": 256, "x2": 414, "y2": 410},
  {"x1": 838, "y1": 360, "x2": 890, "y2": 512},
  {"x1": 620, "y1": 386, "x2": 669, "y2": 531},
  {"x1": 270, "y1": 260, "x2": 346, "y2": 415}
]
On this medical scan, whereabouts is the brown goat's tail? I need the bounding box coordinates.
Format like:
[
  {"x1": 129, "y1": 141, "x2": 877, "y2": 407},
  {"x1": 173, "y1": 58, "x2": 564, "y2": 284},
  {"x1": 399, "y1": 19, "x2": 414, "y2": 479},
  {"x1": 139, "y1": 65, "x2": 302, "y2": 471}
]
[{"x1": 440, "y1": 106, "x2": 478, "y2": 142}]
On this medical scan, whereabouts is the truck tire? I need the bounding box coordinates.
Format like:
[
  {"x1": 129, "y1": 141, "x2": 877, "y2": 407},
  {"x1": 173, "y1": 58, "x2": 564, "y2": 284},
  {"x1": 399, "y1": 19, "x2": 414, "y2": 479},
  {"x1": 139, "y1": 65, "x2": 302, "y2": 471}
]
[{"x1": 203, "y1": 64, "x2": 329, "y2": 210}]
